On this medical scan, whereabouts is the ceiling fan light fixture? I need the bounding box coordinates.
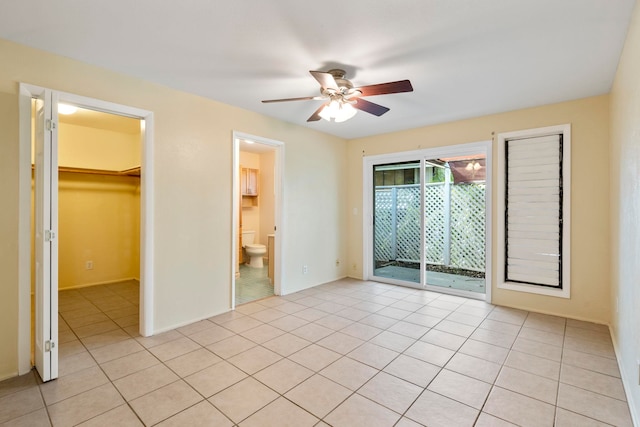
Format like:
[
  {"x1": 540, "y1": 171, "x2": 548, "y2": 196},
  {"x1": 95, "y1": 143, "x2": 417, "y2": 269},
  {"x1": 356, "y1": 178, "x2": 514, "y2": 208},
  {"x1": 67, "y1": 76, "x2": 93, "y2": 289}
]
[
  {"x1": 262, "y1": 69, "x2": 412, "y2": 123},
  {"x1": 319, "y1": 100, "x2": 339, "y2": 121},
  {"x1": 319, "y1": 99, "x2": 357, "y2": 122},
  {"x1": 334, "y1": 102, "x2": 357, "y2": 123}
]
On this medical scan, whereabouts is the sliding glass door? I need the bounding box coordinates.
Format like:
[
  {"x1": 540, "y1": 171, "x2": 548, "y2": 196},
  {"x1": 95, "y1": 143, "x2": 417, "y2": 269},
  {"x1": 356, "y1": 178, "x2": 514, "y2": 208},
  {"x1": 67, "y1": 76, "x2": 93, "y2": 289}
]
[
  {"x1": 423, "y1": 156, "x2": 486, "y2": 295},
  {"x1": 366, "y1": 144, "x2": 490, "y2": 299},
  {"x1": 372, "y1": 161, "x2": 422, "y2": 285}
]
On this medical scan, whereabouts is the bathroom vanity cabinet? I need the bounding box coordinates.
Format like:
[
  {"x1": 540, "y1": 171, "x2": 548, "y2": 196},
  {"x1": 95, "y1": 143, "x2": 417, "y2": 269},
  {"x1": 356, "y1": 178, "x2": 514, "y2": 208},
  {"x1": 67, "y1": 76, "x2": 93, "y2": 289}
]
[
  {"x1": 241, "y1": 167, "x2": 259, "y2": 196},
  {"x1": 241, "y1": 167, "x2": 259, "y2": 207}
]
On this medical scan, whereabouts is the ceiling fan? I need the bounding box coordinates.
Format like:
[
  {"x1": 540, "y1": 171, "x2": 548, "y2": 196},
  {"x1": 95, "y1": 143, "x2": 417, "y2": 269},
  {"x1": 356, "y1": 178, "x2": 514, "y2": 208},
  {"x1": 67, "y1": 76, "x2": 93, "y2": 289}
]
[{"x1": 262, "y1": 69, "x2": 413, "y2": 123}]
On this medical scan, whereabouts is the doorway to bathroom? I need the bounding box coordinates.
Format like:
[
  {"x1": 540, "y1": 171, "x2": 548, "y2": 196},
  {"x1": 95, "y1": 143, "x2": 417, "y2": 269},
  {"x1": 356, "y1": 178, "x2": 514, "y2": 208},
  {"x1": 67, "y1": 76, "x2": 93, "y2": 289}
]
[{"x1": 231, "y1": 132, "x2": 283, "y2": 307}]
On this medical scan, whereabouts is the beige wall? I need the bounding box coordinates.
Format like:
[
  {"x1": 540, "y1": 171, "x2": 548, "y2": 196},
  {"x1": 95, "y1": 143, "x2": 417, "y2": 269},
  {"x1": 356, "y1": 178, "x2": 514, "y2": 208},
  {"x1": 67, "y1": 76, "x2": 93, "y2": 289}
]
[
  {"x1": 0, "y1": 38, "x2": 348, "y2": 379},
  {"x1": 0, "y1": 91, "x2": 20, "y2": 380},
  {"x1": 610, "y1": 0, "x2": 640, "y2": 421},
  {"x1": 347, "y1": 95, "x2": 611, "y2": 324},
  {"x1": 57, "y1": 173, "x2": 140, "y2": 289},
  {"x1": 58, "y1": 123, "x2": 140, "y2": 171},
  {"x1": 259, "y1": 150, "x2": 276, "y2": 247}
]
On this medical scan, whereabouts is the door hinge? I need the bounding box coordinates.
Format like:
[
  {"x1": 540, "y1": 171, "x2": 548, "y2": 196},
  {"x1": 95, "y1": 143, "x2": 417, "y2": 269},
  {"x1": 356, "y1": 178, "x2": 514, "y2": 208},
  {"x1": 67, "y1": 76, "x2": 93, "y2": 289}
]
[
  {"x1": 45, "y1": 230, "x2": 56, "y2": 242},
  {"x1": 44, "y1": 340, "x2": 55, "y2": 352},
  {"x1": 46, "y1": 119, "x2": 57, "y2": 131}
]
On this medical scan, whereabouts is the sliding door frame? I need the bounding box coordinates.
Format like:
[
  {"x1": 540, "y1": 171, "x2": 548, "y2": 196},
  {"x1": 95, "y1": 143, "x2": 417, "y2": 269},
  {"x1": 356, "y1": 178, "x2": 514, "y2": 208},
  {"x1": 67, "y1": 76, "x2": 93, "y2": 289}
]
[
  {"x1": 363, "y1": 140, "x2": 492, "y2": 302},
  {"x1": 364, "y1": 152, "x2": 426, "y2": 290}
]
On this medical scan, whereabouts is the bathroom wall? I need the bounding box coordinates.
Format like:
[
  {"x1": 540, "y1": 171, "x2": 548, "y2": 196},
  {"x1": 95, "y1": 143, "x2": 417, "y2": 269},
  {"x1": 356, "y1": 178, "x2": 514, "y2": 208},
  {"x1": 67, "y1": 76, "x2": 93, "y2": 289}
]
[
  {"x1": 240, "y1": 151, "x2": 260, "y2": 240},
  {"x1": 259, "y1": 150, "x2": 276, "y2": 247},
  {"x1": 239, "y1": 149, "x2": 276, "y2": 250}
]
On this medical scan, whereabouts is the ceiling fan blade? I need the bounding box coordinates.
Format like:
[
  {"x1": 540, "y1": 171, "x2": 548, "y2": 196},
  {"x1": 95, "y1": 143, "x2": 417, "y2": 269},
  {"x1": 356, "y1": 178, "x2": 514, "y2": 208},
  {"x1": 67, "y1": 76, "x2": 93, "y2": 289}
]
[
  {"x1": 307, "y1": 104, "x2": 326, "y2": 122},
  {"x1": 353, "y1": 98, "x2": 390, "y2": 116},
  {"x1": 310, "y1": 70, "x2": 338, "y2": 90},
  {"x1": 262, "y1": 96, "x2": 321, "y2": 103},
  {"x1": 355, "y1": 80, "x2": 413, "y2": 97}
]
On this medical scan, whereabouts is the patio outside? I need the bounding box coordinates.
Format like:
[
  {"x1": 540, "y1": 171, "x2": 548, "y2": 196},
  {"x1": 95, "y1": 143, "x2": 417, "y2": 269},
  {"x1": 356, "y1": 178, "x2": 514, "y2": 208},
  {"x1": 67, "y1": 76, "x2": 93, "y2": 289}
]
[{"x1": 374, "y1": 166, "x2": 486, "y2": 293}]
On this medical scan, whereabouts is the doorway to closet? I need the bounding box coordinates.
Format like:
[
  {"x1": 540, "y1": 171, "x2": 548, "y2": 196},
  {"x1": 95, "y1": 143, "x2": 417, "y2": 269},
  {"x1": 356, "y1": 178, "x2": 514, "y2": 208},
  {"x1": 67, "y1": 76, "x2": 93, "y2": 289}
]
[
  {"x1": 364, "y1": 141, "x2": 492, "y2": 301},
  {"x1": 19, "y1": 84, "x2": 154, "y2": 382},
  {"x1": 31, "y1": 104, "x2": 142, "y2": 373}
]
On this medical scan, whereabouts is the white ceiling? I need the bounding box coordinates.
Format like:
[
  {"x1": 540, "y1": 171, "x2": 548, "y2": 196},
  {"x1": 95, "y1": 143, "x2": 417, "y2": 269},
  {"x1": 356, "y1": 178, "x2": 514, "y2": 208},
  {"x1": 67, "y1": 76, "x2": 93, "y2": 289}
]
[{"x1": 1, "y1": 1, "x2": 634, "y2": 139}]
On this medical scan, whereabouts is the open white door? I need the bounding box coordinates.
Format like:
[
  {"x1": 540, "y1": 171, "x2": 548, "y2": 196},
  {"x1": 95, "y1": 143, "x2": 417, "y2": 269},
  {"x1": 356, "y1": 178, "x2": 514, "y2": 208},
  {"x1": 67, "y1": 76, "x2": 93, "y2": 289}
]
[
  {"x1": 19, "y1": 84, "x2": 154, "y2": 377},
  {"x1": 33, "y1": 89, "x2": 59, "y2": 382}
]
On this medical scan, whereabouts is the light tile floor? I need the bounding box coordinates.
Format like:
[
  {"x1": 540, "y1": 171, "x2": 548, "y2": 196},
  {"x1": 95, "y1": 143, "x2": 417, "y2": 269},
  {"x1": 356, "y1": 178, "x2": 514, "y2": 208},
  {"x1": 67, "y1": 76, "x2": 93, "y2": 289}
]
[{"x1": 0, "y1": 278, "x2": 634, "y2": 426}]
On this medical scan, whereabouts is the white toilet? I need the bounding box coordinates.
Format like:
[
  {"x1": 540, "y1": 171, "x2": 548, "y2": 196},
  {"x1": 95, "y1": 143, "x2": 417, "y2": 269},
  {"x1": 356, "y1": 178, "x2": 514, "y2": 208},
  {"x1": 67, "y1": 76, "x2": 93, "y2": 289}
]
[{"x1": 242, "y1": 230, "x2": 267, "y2": 268}]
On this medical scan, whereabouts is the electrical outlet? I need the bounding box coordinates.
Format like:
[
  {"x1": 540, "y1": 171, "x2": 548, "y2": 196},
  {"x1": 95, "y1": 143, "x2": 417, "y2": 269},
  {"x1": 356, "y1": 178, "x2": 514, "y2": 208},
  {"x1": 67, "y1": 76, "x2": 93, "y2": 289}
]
[
  {"x1": 86, "y1": 260, "x2": 93, "y2": 270},
  {"x1": 303, "y1": 265, "x2": 308, "y2": 274}
]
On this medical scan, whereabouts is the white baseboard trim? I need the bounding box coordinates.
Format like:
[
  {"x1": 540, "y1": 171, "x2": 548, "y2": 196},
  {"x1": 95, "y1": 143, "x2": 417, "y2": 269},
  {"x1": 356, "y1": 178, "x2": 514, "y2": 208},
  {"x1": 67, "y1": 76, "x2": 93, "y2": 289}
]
[
  {"x1": 59, "y1": 277, "x2": 138, "y2": 291},
  {"x1": 275, "y1": 275, "x2": 346, "y2": 296},
  {"x1": 487, "y1": 302, "x2": 609, "y2": 326},
  {"x1": 151, "y1": 308, "x2": 232, "y2": 335},
  {"x1": 0, "y1": 371, "x2": 20, "y2": 382},
  {"x1": 280, "y1": 275, "x2": 349, "y2": 296}
]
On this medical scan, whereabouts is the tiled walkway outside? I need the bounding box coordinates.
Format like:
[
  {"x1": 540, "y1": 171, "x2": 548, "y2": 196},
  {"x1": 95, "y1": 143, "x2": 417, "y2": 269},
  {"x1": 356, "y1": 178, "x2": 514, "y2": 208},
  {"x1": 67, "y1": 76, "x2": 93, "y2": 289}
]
[
  {"x1": 374, "y1": 267, "x2": 485, "y2": 293},
  {"x1": 0, "y1": 278, "x2": 634, "y2": 426}
]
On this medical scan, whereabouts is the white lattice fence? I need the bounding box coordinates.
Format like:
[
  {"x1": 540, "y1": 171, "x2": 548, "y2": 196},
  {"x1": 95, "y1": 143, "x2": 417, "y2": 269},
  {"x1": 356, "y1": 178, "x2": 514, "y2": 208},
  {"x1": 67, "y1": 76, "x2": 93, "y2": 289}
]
[
  {"x1": 374, "y1": 186, "x2": 421, "y2": 262},
  {"x1": 395, "y1": 187, "x2": 421, "y2": 261},
  {"x1": 451, "y1": 184, "x2": 485, "y2": 271},
  {"x1": 374, "y1": 189, "x2": 394, "y2": 261},
  {"x1": 374, "y1": 183, "x2": 485, "y2": 271},
  {"x1": 424, "y1": 184, "x2": 445, "y2": 264}
]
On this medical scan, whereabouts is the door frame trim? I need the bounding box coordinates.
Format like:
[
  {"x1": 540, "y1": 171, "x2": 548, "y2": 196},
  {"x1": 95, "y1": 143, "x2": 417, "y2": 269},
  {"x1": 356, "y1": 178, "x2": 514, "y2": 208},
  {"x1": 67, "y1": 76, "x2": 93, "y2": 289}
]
[
  {"x1": 17, "y1": 83, "x2": 155, "y2": 375},
  {"x1": 362, "y1": 140, "x2": 492, "y2": 302},
  {"x1": 231, "y1": 131, "x2": 284, "y2": 308}
]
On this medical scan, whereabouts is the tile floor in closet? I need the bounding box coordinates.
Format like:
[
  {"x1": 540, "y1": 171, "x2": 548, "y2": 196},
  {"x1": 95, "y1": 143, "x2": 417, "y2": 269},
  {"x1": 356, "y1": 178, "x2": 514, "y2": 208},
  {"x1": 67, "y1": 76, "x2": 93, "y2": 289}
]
[{"x1": 0, "y1": 278, "x2": 634, "y2": 426}]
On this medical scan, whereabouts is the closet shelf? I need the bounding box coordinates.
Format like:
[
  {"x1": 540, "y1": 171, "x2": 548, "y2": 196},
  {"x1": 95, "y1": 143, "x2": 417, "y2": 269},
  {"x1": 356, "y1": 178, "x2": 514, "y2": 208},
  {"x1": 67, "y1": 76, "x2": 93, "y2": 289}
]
[
  {"x1": 60, "y1": 166, "x2": 141, "y2": 176},
  {"x1": 32, "y1": 165, "x2": 141, "y2": 176}
]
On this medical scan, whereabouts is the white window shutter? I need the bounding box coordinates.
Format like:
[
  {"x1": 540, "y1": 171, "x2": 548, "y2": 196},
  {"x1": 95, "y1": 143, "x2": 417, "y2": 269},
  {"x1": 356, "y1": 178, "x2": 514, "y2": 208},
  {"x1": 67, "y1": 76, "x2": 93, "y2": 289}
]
[{"x1": 505, "y1": 134, "x2": 563, "y2": 288}]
